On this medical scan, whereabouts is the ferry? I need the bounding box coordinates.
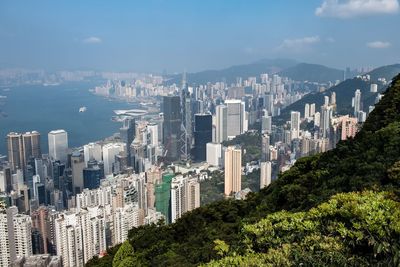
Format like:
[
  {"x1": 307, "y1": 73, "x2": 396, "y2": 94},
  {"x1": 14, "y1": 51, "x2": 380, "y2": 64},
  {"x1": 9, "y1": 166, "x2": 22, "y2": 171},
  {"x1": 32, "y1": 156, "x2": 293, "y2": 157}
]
[{"x1": 79, "y1": 107, "x2": 87, "y2": 113}]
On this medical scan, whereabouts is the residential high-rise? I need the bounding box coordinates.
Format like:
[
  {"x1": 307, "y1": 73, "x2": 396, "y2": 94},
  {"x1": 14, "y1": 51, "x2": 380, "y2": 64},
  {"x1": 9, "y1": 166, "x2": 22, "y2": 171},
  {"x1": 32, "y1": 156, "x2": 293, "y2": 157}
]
[
  {"x1": 310, "y1": 103, "x2": 316, "y2": 117},
  {"x1": 170, "y1": 175, "x2": 200, "y2": 223},
  {"x1": 193, "y1": 114, "x2": 212, "y2": 161},
  {"x1": 260, "y1": 161, "x2": 272, "y2": 189},
  {"x1": 155, "y1": 172, "x2": 174, "y2": 224},
  {"x1": 215, "y1": 105, "x2": 227, "y2": 143},
  {"x1": 261, "y1": 134, "x2": 270, "y2": 162},
  {"x1": 321, "y1": 105, "x2": 333, "y2": 138},
  {"x1": 0, "y1": 206, "x2": 32, "y2": 266},
  {"x1": 162, "y1": 96, "x2": 182, "y2": 162},
  {"x1": 290, "y1": 111, "x2": 301, "y2": 140},
  {"x1": 370, "y1": 84, "x2": 378, "y2": 93},
  {"x1": 304, "y1": 104, "x2": 310, "y2": 119},
  {"x1": 261, "y1": 114, "x2": 272, "y2": 133},
  {"x1": 48, "y1": 130, "x2": 68, "y2": 163},
  {"x1": 224, "y1": 146, "x2": 242, "y2": 196},
  {"x1": 354, "y1": 89, "x2": 362, "y2": 116}
]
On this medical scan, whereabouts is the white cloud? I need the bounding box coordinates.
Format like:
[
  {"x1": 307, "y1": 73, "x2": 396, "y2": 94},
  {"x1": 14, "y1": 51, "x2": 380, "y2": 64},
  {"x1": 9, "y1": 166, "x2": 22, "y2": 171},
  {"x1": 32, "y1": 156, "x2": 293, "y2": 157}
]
[
  {"x1": 316, "y1": 0, "x2": 399, "y2": 18},
  {"x1": 366, "y1": 41, "x2": 392, "y2": 48},
  {"x1": 278, "y1": 36, "x2": 321, "y2": 50},
  {"x1": 83, "y1": 36, "x2": 102, "y2": 44}
]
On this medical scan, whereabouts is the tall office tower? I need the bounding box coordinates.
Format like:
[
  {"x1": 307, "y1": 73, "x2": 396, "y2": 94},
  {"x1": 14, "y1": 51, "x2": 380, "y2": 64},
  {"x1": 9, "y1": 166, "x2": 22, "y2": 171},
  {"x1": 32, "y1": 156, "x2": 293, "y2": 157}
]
[
  {"x1": 7, "y1": 132, "x2": 23, "y2": 172},
  {"x1": 370, "y1": 83, "x2": 378, "y2": 93},
  {"x1": 290, "y1": 111, "x2": 301, "y2": 140},
  {"x1": 225, "y1": 100, "x2": 246, "y2": 138},
  {"x1": 310, "y1": 103, "x2": 316, "y2": 117},
  {"x1": 354, "y1": 89, "x2": 362, "y2": 116},
  {"x1": 48, "y1": 130, "x2": 68, "y2": 163},
  {"x1": 114, "y1": 204, "x2": 144, "y2": 244},
  {"x1": 180, "y1": 85, "x2": 192, "y2": 161},
  {"x1": 162, "y1": 96, "x2": 182, "y2": 162},
  {"x1": 120, "y1": 118, "x2": 135, "y2": 166},
  {"x1": 261, "y1": 114, "x2": 272, "y2": 133},
  {"x1": 193, "y1": 114, "x2": 212, "y2": 161},
  {"x1": 147, "y1": 123, "x2": 159, "y2": 146},
  {"x1": 330, "y1": 92, "x2": 336, "y2": 105},
  {"x1": 264, "y1": 94, "x2": 274, "y2": 115},
  {"x1": 206, "y1": 143, "x2": 222, "y2": 167},
  {"x1": 83, "y1": 143, "x2": 102, "y2": 166},
  {"x1": 324, "y1": 96, "x2": 330, "y2": 106},
  {"x1": 71, "y1": 151, "x2": 85, "y2": 194},
  {"x1": 304, "y1": 103, "x2": 310, "y2": 119},
  {"x1": 314, "y1": 112, "x2": 321, "y2": 127},
  {"x1": 261, "y1": 134, "x2": 270, "y2": 162},
  {"x1": 215, "y1": 105, "x2": 227, "y2": 143},
  {"x1": 260, "y1": 161, "x2": 272, "y2": 189},
  {"x1": 0, "y1": 206, "x2": 32, "y2": 266},
  {"x1": 321, "y1": 105, "x2": 333, "y2": 138},
  {"x1": 83, "y1": 160, "x2": 103, "y2": 190},
  {"x1": 102, "y1": 143, "x2": 125, "y2": 176},
  {"x1": 224, "y1": 146, "x2": 242, "y2": 196}
]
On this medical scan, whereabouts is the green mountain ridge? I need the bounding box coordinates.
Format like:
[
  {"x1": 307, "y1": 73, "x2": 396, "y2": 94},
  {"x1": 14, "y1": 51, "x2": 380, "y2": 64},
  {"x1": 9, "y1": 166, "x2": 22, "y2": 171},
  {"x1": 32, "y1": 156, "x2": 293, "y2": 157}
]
[
  {"x1": 88, "y1": 73, "x2": 400, "y2": 266},
  {"x1": 276, "y1": 63, "x2": 400, "y2": 123},
  {"x1": 278, "y1": 62, "x2": 344, "y2": 83}
]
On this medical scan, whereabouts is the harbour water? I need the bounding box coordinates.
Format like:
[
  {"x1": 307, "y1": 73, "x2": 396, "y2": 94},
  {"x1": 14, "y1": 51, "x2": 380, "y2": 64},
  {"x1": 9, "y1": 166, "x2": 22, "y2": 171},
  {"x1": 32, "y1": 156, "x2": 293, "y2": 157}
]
[{"x1": 0, "y1": 82, "x2": 139, "y2": 154}]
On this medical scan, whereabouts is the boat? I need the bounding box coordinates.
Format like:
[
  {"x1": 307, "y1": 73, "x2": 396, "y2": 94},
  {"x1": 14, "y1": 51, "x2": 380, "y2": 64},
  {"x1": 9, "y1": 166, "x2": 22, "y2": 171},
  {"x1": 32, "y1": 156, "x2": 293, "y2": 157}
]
[{"x1": 79, "y1": 107, "x2": 87, "y2": 113}]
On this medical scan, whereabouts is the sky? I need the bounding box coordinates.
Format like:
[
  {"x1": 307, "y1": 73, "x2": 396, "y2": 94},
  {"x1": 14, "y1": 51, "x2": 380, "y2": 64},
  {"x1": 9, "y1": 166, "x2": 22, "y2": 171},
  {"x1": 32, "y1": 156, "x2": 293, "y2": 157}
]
[{"x1": 0, "y1": 0, "x2": 399, "y2": 73}]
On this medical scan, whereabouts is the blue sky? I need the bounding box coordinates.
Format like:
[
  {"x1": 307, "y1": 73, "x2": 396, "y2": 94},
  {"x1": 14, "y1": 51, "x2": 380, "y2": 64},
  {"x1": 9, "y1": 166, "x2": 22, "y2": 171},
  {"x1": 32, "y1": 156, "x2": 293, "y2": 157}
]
[{"x1": 0, "y1": 0, "x2": 399, "y2": 72}]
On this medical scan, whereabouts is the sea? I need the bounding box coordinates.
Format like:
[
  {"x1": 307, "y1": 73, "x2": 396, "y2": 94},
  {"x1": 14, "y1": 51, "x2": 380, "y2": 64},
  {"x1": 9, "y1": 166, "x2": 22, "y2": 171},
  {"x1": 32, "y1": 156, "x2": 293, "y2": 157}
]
[{"x1": 0, "y1": 82, "x2": 140, "y2": 155}]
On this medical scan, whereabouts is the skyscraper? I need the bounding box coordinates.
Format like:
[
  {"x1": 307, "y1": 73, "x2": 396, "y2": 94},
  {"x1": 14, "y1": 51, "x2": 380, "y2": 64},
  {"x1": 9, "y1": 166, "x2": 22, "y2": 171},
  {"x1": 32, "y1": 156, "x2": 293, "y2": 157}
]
[
  {"x1": 193, "y1": 114, "x2": 212, "y2": 161},
  {"x1": 71, "y1": 151, "x2": 85, "y2": 194},
  {"x1": 102, "y1": 143, "x2": 125, "y2": 176},
  {"x1": 48, "y1": 130, "x2": 68, "y2": 163},
  {"x1": 120, "y1": 118, "x2": 135, "y2": 166},
  {"x1": 83, "y1": 143, "x2": 102, "y2": 166},
  {"x1": 354, "y1": 89, "x2": 362, "y2": 116},
  {"x1": 224, "y1": 146, "x2": 242, "y2": 196},
  {"x1": 321, "y1": 105, "x2": 333, "y2": 138},
  {"x1": 7, "y1": 132, "x2": 23, "y2": 172},
  {"x1": 304, "y1": 104, "x2": 310, "y2": 119},
  {"x1": 0, "y1": 206, "x2": 32, "y2": 266},
  {"x1": 162, "y1": 96, "x2": 182, "y2": 162},
  {"x1": 290, "y1": 111, "x2": 301, "y2": 140},
  {"x1": 225, "y1": 100, "x2": 246, "y2": 138},
  {"x1": 215, "y1": 105, "x2": 227, "y2": 143},
  {"x1": 260, "y1": 161, "x2": 272, "y2": 189},
  {"x1": 261, "y1": 114, "x2": 272, "y2": 133}
]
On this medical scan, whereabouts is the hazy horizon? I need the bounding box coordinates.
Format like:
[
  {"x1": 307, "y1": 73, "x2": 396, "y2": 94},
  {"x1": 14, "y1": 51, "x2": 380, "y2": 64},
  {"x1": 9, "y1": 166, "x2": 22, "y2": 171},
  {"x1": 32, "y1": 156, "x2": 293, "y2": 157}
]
[{"x1": 1, "y1": 0, "x2": 400, "y2": 73}]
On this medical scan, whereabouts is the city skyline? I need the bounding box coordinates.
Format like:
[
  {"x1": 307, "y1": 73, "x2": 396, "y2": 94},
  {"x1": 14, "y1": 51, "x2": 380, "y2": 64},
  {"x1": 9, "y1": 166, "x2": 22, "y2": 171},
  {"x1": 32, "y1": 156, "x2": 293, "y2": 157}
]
[{"x1": 0, "y1": 0, "x2": 399, "y2": 73}]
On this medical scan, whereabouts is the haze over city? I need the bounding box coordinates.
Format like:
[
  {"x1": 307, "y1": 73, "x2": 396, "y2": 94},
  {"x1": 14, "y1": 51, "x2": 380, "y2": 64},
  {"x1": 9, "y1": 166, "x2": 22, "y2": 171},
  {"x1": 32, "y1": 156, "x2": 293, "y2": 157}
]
[{"x1": 1, "y1": 0, "x2": 399, "y2": 72}]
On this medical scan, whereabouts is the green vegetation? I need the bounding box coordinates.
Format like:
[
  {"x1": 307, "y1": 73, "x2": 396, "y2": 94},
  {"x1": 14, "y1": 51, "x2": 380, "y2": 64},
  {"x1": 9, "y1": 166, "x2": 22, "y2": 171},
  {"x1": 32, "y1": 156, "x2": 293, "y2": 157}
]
[
  {"x1": 222, "y1": 131, "x2": 261, "y2": 164},
  {"x1": 87, "y1": 73, "x2": 400, "y2": 267},
  {"x1": 208, "y1": 191, "x2": 400, "y2": 266},
  {"x1": 200, "y1": 171, "x2": 224, "y2": 206}
]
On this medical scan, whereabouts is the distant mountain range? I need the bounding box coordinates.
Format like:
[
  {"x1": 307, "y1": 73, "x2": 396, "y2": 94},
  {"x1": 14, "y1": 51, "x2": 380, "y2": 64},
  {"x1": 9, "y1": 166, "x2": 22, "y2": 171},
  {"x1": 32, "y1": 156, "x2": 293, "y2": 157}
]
[
  {"x1": 165, "y1": 59, "x2": 348, "y2": 85},
  {"x1": 275, "y1": 63, "x2": 400, "y2": 123},
  {"x1": 278, "y1": 63, "x2": 344, "y2": 83}
]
